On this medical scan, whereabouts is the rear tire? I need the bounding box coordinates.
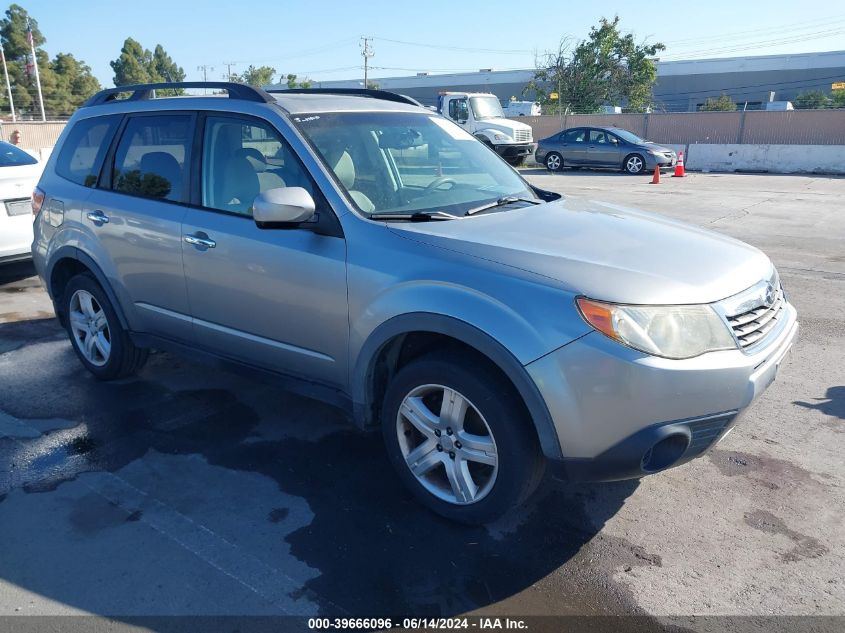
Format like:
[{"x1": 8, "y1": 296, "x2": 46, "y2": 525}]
[
  {"x1": 63, "y1": 274, "x2": 148, "y2": 380},
  {"x1": 545, "y1": 152, "x2": 563, "y2": 172},
  {"x1": 381, "y1": 351, "x2": 544, "y2": 524}
]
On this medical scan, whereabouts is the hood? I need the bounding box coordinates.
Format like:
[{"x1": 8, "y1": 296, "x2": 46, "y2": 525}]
[
  {"x1": 387, "y1": 198, "x2": 772, "y2": 305},
  {"x1": 476, "y1": 118, "x2": 532, "y2": 135},
  {"x1": 641, "y1": 141, "x2": 674, "y2": 154}
]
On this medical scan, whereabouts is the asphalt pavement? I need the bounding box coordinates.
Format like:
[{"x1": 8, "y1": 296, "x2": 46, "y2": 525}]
[{"x1": 0, "y1": 172, "x2": 842, "y2": 629}]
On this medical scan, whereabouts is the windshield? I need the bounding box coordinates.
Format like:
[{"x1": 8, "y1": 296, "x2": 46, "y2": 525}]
[
  {"x1": 611, "y1": 129, "x2": 647, "y2": 144},
  {"x1": 469, "y1": 96, "x2": 505, "y2": 120},
  {"x1": 293, "y1": 112, "x2": 536, "y2": 217},
  {"x1": 0, "y1": 142, "x2": 37, "y2": 166}
]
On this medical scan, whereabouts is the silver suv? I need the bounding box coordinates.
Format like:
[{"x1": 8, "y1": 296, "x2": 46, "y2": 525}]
[{"x1": 31, "y1": 82, "x2": 798, "y2": 524}]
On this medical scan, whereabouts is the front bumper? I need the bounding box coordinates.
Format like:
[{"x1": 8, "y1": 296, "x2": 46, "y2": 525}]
[
  {"x1": 494, "y1": 142, "x2": 536, "y2": 159},
  {"x1": 647, "y1": 153, "x2": 677, "y2": 170},
  {"x1": 527, "y1": 302, "x2": 798, "y2": 480}
]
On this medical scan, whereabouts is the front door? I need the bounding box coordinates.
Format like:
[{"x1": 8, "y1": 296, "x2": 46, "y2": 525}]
[
  {"x1": 586, "y1": 129, "x2": 622, "y2": 167},
  {"x1": 84, "y1": 112, "x2": 195, "y2": 341},
  {"x1": 181, "y1": 113, "x2": 349, "y2": 387}
]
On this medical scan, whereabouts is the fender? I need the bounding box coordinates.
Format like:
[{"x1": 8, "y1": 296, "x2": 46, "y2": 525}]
[
  {"x1": 45, "y1": 245, "x2": 131, "y2": 330},
  {"x1": 352, "y1": 312, "x2": 565, "y2": 459}
]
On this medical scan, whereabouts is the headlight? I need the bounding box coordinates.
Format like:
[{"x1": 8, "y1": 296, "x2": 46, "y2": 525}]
[
  {"x1": 576, "y1": 298, "x2": 736, "y2": 359},
  {"x1": 493, "y1": 132, "x2": 512, "y2": 141}
]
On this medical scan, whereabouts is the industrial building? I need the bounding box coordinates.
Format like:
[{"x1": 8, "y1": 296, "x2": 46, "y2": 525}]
[{"x1": 274, "y1": 49, "x2": 845, "y2": 112}]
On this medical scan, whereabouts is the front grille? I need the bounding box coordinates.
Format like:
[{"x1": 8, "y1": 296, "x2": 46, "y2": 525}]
[
  {"x1": 514, "y1": 129, "x2": 531, "y2": 143},
  {"x1": 726, "y1": 285, "x2": 785, "y2": 349},
  {"x1": 686, "y1": 413, "x2": 735, "y2": 456}
]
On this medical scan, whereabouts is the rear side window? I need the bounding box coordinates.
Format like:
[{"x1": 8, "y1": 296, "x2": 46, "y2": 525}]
[
  {"x1": 563, "y1": 129, "x2": 586, "y2": 143},
  {"x1": 55, "y1": 116, "x2": 120, "y2": 187},
  {"x1": 110, "y1": 114, "x2": 192, "y2": 203}
]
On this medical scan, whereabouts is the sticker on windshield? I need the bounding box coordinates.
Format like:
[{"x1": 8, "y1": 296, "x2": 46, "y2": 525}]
[{"x1": 429, "y1": 116, "x2": 475, "y2": 141}]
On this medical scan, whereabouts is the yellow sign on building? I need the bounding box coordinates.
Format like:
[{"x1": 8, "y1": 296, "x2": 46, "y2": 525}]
[
  {"x1": 549, "y1": 92, "x2": 559, "y2": 100},
  {"x1": 832, "y1": 82, "x2": 845, "y2": 90}
]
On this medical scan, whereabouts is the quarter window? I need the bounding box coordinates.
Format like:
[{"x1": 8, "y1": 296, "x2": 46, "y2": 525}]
[
  {"x1": 201, "y1": 116, "x2": 313, "y2": 216},
  {"x1": 55, "y1": 116, "x2": 120, "y2": 187},
  {"x1": 111, "y1": 114, "x2": 192, "y2": 202}
]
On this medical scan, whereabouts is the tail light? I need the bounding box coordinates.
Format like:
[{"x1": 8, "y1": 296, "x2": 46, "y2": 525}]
[{"x1": 32, "y1": 186, "x2": 45, "y2": 216}]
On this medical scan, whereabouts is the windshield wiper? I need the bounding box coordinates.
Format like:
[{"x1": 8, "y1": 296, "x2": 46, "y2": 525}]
[
  {"x1": 465, "y1": 196, "x2": 542, "y2": 216},
  {"x1": 369, "y1": 210, "x2": 461, "y2": 222}
]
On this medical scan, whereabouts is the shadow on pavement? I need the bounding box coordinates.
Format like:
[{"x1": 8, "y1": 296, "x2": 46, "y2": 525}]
[
  {"x1": 794, "y1": 386, "x2": 845, "y2": 421},
  {"x1": 0, "y1": 316, "x2": 638, "y2": 617}
]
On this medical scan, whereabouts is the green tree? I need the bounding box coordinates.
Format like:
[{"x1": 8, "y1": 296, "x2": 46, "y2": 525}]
[
  {"x1": 794, "y1": 90, "x2": 830, "y2": 109},
  {"x1": 699, "y1": 95, "x2": 737, "y2": 111},
  {"x1": 111, "y1": 38, "x2": 184, "y2": 94},
  {"x1": 0, "y1": 4, "x2": 99, "y2": 118},
  {"x1": 285, "y1": 73, "x2": 312, "y2": 89},
  {"x1": 831, "y1": 89, "x2": 845, "y2": 109},
  {"x1": 235, "y1": 65, "x2": 275, "y2": 87},
  {"x1": 110, "y1": 37, "x2": 153, "y2": 85},
  {"x1": 526, "y1": 16, "x2": 664, "y2": 114},
  {"x1": 151, "y1": 44, "x2": 185, "y2": 83}
]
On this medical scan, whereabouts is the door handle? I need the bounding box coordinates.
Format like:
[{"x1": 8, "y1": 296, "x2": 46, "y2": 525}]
[
  {"x1": 86, "y1": 210, "x2": 109, "y2": 224},
  {"x1": 184, "y1": 233, "x2": 216, "y2": 249}
]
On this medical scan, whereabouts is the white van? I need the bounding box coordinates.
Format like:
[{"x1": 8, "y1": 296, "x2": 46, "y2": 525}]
[{"x1": 505, "y1": 101, "x2": 541, "y2": 117}]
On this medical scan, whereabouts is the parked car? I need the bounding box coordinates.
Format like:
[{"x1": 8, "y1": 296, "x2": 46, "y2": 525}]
[
  {"x1": 535, "y1": 126, "x2": 677, "y2": 174},
  {"x1": 32, "y1": 83, "x2": 797, "y2": 524},
  {"x1": 0, "y1": 141, "x2": 41, "y2": 263}
]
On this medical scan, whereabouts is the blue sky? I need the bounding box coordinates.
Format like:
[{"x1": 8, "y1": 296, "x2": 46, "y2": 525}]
[{"x1": 27, "y1": 0, "x2": 845, "y2": 87}]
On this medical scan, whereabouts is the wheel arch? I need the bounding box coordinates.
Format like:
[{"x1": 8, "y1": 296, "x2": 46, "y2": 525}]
[
  {"x1": 351, "y1": 312, "x2": 563, "y2": 459},
  {"x1": 46, "y1": 246, "x2": 130, "y2": 330}
]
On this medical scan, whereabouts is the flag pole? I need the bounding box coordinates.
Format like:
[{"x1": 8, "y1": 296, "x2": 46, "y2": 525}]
[
  {"x1": 0, "y1": 45, "x2": 15, "y2": 122},
  {"x1": 27, "y1": 21, "x2": 45, "y2": 121}
]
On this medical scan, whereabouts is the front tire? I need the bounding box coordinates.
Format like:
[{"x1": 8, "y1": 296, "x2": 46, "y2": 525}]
[
  {"x1": 63, "y1": 274, "x2": 148, "y2": 380},
  {"x1": 506, "y1": 156, "x2": 526, "y2": 167},
  {"x1": 545, "y1": 152, "x2": 563, "y2": 172},
  {"x1": 381, "y1": 351, "x2": 544, "y2": 524},
  {"x1": 623, "y1": 153, "x2": 646, "y2": 174}
]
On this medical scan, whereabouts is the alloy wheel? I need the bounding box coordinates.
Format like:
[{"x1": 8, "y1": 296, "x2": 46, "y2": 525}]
[
  {"x1": 626, "y1": 155, "x2": 644, "y2": 174},
  {"x1": 546, "y1": 153, "x2": 562, "y2": 171},
  {"x1": 69, "y1": 289, "x2": 111, "y2": 367},
  {"x1": 396, "y1": 384, "x2": 498, "y2": 505}
]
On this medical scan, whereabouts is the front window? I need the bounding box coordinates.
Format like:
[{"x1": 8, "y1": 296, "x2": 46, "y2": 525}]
[
  {"x1": 293, "y1": 112, "x2": 537, "y2": 217},
  {"x1": 611, "y1": 129, "x2": 646, "y2": 144},
  {"x1": 469, "y1": 96, "x2": 505, "y2": 120}
]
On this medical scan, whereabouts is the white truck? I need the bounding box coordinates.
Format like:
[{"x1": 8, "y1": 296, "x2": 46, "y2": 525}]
[{"x1": 437, "y1": 92, "x2": 536, "y2": 166}]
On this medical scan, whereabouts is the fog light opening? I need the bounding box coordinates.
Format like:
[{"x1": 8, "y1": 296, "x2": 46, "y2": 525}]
[{"x1": 641, "y1": 434, "x2": 689, "y2": 473}]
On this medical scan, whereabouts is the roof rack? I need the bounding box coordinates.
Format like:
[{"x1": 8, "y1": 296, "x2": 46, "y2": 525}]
[
  {"x1": 266, "y1": 88, "x2": 421, "y2": 107},
  {"x1": 83, "y1": 82, "x2": 275, "y2": 107}
]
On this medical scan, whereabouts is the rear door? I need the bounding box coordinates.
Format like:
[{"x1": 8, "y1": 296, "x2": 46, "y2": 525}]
[
  {"x1": 84, "y1": 112, "x2": 195, "y2": 341},
  {"x1": 180, "y1": 113, "x2": 348, "y2": 388}
]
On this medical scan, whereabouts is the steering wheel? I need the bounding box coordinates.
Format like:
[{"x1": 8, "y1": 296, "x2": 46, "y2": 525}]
[{"x1": 423, "y1": 176, "x2": 457, "y2": 193}]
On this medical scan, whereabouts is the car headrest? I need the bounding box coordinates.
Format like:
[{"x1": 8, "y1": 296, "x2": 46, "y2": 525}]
[
  {"x1": 235, "y1": 147, "x2": 267, "y2": 173},
  {"x1": 331, "y1": 151, "x2": 355, "y2": 189}
]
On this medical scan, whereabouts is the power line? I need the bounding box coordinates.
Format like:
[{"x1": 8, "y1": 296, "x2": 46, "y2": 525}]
[{"x1": 372, "y1": 36, "x2": 533, "y2": 55}]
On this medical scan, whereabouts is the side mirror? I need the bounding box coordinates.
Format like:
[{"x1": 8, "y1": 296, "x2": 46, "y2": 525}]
[{"x1": 253, "y1": 187, "x2": 315, "y2": 228}]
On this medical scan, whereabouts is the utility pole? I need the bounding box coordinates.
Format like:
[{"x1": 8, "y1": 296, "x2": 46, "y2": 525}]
[
  {"x1": 223, "y1": 61, "x2": 237, "y2": 82},
  {"x1": 197, "y1": 64, "x2": 214, "y2": 92},
  {"x1": 1, "y1": 45, "x2": 15, "y2": 122},
  {"x1": 360, "y1": 37, "x2": 374, "y2": 88}
]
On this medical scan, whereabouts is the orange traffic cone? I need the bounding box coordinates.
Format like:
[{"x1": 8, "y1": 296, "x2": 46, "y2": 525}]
[
  {"x1": 673, "y1": 151, "x2": 686, "y2": 177},
  {"x1": 650, "y1": 165, "x2": 660, "y2": 184}
]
